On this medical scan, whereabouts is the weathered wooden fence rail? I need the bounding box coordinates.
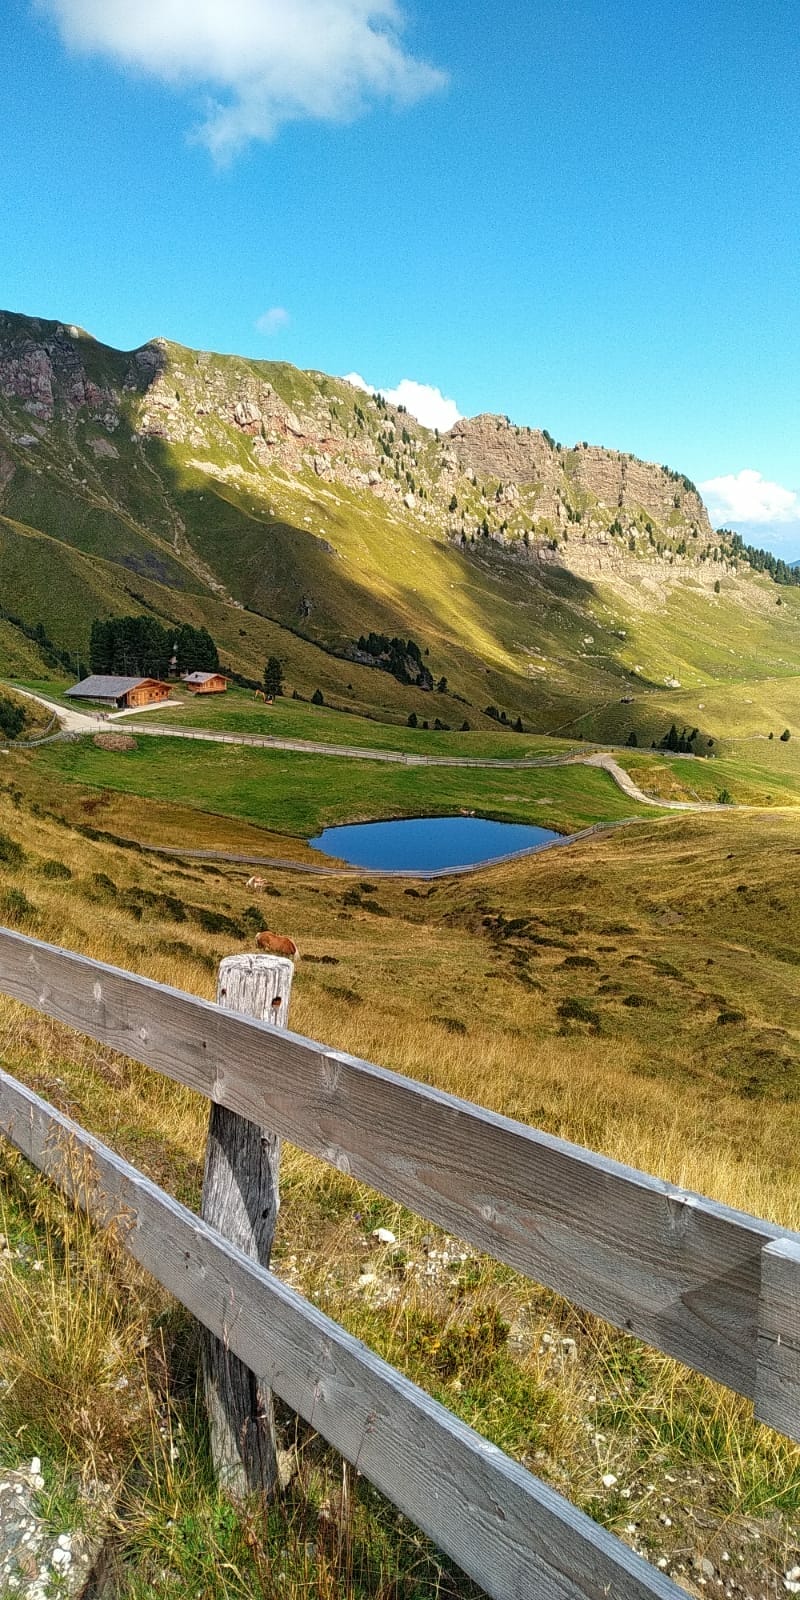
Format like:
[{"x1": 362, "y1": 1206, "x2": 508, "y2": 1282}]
[{"x1": 0, "y1": 926, "x2": 798, "y2": 1600}]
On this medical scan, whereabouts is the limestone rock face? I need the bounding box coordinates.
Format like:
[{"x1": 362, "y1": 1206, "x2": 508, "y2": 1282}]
[
  {"x1": 0, "y1": 307, "x2": 723, "y2": 606},
  {"x1": 0, "y1": 315, "x2": 119, "y2": 426},
  {"x1": 574, "y1": 446, "x2": 711, "y2": 533},
  {"x1": 447, "y1": 414, "x2": 556, "y2": 485},
  {"x1": 446, "y1": 413, "x2": 711, "y2": 534}
]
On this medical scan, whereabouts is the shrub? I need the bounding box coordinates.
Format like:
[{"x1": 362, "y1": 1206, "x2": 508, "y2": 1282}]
[
  {"x1": 434, "y1": 1016, "x2": 467, "y2": 1035},
  {"x1": 0, "y1": 696, "x2": 26, "y2": 740},
  {"x1": 0, "y1": 832, "x2": 25, "y2": 867},
  {"x1": 780, "y1": 728, "x2": 791, "y2": 741},
  {"x1": 193, "y1": 907, "x2": 246, "y2": 938},
  {"x1": 157, "y1": 938, "x2": 216, "y2": 972},
  {"x1": 88, "y1": 872, "x2": 118, "y2": 898},
  {"x1": 119, "y1": 888, "x2": 187, "y2": 923},
  {"x1": 0, "y1": 888, "x2": 38, "y2": 927},
  {"x1": 311, "y1": 688, "x2": 325, "y2": 705},
  {"x1": 39, "y1": 858, "x2": 72, "y2": 879},
  {"x1": 717, "y1": 789, "x2": 734, "y2": 805},
  {"x1": 557, "y1": 997, "x2": 601, "y2": 1029}
]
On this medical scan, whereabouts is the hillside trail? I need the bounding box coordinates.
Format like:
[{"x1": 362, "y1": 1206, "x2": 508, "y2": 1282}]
[
  {"x1": 10, "y1": 684, "x2": 726, "y2": 812},
  {"x1": 9, "y1": 685, "x2": 105, "y2": 735}
]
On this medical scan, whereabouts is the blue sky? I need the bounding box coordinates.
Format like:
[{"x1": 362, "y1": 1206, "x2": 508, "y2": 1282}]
[{"x1": 3, "y1": 0, "x2": 799, "y2": 556}]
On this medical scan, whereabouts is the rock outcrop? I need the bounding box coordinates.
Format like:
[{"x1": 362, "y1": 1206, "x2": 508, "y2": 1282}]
[{"x1": 0, "y1": 306, "x2": 722, "y2": 604}]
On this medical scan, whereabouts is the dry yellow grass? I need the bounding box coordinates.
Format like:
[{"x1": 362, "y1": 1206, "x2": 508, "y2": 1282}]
[{"x1": 0, "y1": 775, "x2": 798, "y2": 1595}]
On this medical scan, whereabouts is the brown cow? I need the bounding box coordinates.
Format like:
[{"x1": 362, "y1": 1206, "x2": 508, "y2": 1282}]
[{"x1": 256, "y1": 930, "x2": 299, "y2": 960}]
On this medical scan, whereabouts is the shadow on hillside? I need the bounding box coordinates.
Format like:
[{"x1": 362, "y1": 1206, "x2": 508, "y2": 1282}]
[{"x1": 136, "y1": 440, "x2": 664, "y2": 726}]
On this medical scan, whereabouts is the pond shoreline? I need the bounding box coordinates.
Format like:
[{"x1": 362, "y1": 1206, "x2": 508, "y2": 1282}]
[{"x1": 139, "y1": 814, "x2": 646, "y2": 880}]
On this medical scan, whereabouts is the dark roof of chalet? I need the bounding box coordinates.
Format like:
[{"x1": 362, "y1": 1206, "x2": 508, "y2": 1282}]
[
  {"x1": 183, "y1": 671, "x2": 225, "y2": 683},
  {"x1": 66, "y1": 676, "x2": 169, "y2": 699}
]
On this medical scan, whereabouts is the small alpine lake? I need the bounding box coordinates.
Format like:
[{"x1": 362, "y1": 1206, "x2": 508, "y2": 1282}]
[{"x1": 308, "y1": 814, "x2": 562, "y2": 873}]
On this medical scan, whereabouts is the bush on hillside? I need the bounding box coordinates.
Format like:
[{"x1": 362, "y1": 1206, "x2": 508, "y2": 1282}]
[
  {"x1": 0, "y1": 832, "x2": 25, "y2": 866},
  {"x1": 0, "y1": 696, "x2": 26, "y2": 740}
]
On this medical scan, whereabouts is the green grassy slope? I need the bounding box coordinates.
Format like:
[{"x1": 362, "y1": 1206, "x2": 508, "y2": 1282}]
[
  {"x1": 30, "y1": 734, "x2": 656, "y2": 838},
  {"x1": 1, "y1": 311, "x2": 798, "y2": 745}
]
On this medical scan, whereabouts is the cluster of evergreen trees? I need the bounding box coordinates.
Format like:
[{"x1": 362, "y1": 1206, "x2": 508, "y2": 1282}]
[
  {"x1": 659, "y1": 724, "x2": 699, "y2": 752},
  {"x1": 89, "y1": 616, "x2": 219, "y2": 678},
  {"x1": 726, "y1": 532, "x2": 800, "y2": 586},
  {"x1": 356, "y1": 633, "x2": 434, "y2": 689},
  {"x1": 485, "y1": 705, "x2": 524, "y2": 732}
]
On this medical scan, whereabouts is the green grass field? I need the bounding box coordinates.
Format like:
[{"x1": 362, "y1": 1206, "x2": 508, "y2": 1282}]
[
  {"x1": 31, "y1": 733, "x2": 658, "y2": 839},
  {"x1": 125, "y1": 685, "x2": 583, "y2": 757}
]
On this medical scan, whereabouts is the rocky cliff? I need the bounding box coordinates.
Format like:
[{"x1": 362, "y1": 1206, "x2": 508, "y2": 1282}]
[
  {"x1": 0, "y1": 308, "x2": 790, "y2": 740},
  {"x1": 0, "y1": 309, "x2": 715, "y2": 567}
]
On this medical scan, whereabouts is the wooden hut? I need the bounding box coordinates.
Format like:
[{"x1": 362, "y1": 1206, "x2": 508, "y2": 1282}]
[
  {"x1": 66, "y1": 676, "x2": 172, "y2": 709},
  {"x1": 182, "y1": 672, "x2": 228, "y2": 694}
]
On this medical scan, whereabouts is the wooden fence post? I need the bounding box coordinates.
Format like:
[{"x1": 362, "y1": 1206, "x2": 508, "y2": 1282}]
[{"x1": 201, "y1": 951, "x2": 294, "y2": 1499}]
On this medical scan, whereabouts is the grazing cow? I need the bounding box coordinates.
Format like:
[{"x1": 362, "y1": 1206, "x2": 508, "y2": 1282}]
[
  {"x1": 256, "y1": 930, "x2": 299, "y2": 960},
  {"x1": 254, "y1": 690, "x2": 266, "y2": 702},
  {"x1": 246, "y1": 875, "x2": 268, "y2": 890}
]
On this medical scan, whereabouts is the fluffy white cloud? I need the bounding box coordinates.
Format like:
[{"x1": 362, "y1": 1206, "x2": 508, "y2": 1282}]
[
  {"x1": 700, "y1": 468, "x2": 800, "y2": 527},
  {"x1": 343, "y1": 372, "x2": 462, "y2": 432},
  {"x1": 39, "y1": 0, "x2": 446, "y2": 158},
  {"x1": 255, "y1": 307, "x2": 289, "y2": 335}
]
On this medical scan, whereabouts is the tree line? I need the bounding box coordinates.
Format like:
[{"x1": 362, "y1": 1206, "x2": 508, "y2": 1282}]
[
  {"x1": 725, "y1": 532, "x2": 800, "y2": 586},
  {"x1": 355, "y1": 633, "x2": 434, "y2": 689},
  {"x1": 89, "y1": 616, "x2": 219, "y2": 678}
]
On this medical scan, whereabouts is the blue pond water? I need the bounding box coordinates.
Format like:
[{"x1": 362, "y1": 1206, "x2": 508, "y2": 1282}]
[{"x1": 308, "y1": 815, "x2": 561, "y2": 873}]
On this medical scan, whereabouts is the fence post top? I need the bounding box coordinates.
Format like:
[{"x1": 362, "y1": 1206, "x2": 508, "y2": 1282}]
[{"x1": 218, "y1": 953, "x2": 294, "y2": 977}]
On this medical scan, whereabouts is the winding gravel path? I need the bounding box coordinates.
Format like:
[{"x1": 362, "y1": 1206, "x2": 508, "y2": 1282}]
[{"x1": 10, "y1": 686, "x2": 727, "y2": 813}]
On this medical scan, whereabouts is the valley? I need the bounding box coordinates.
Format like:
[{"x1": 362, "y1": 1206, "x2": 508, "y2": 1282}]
[{"x1": 0, "y1": 310, "x2": 798, "y2": 1599}]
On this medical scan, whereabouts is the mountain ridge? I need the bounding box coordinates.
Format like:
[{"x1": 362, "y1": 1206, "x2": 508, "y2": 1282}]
[{"x1": 0, "y1": 307, "x2": 798, "y2": 748}]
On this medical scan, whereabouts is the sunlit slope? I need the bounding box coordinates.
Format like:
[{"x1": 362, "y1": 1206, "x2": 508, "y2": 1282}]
[{"x1": 0, "y1": 310, "x2": 798, "y2": 739}]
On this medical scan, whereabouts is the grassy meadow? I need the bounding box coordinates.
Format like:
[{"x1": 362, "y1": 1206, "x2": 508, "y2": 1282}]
[
  {"x1": 125, "y1": 684, "x2": 582, "y2": 758},
  {"x1": 27, "y1": 733, "x2": 660, "y2": 839},
  {"x1": 0, "y1": 751, "x2": 798, "y2": 1596}
]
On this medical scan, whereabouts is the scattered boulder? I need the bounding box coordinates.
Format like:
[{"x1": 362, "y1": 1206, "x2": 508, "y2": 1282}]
[{"x1": 93, "y1": 732, "x2": 136, "y2": 752}]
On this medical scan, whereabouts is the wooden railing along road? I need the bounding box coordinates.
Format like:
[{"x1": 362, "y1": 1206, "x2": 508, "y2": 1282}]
[{"x1": 0, "y1": 925, "x2": 797, "y2": 1600}]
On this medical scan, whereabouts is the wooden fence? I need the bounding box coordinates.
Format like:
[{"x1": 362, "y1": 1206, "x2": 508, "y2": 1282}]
[{"x1": 0, "y1": 925, "x2": 798, "y2": 1600}]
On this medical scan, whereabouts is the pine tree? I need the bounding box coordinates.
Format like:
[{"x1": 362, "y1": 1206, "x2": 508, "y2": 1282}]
[{"x1": 264, "y1": 657, "x2": 284, "y2": 697}]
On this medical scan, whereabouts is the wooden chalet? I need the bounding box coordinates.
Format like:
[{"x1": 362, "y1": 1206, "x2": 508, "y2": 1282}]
[
  {"x1": 66, "y1": 675, "x2": 172, "y2": 709},
  {"x1": 182, "y1": 672, "x2": 228, "y2": 694}
]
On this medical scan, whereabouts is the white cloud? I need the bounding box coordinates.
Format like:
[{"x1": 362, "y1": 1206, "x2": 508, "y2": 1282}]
[
  {"x1": 342, "y1": 372, "x2": 462, "y2": 432},
  {"x1": 39, "y1": 0, "x2": 446, "y2": 158},
  {"x1": 700, "y1": 468, "x2": 800, "y2": 527},
  {"x1": 255, "y1": 306, "x2": 289, "y2": 335}
]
